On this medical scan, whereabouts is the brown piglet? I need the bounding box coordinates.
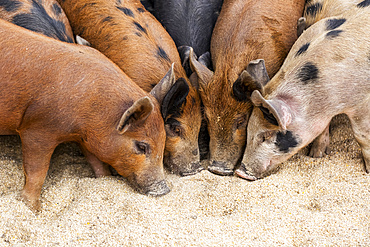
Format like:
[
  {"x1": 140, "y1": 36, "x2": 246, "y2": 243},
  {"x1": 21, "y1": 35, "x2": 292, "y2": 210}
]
[
  {"x1": 190, "y1": 0, "x2": 306, "y2": 175},
  {"x1": 0, "y1": 19, "x2": 170, "y2": 212}
]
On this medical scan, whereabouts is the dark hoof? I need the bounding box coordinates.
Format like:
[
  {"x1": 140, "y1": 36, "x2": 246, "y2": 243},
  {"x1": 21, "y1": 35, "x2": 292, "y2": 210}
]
[{"x1": 145, "y1": 180, "x2": 170, "y2": 197}]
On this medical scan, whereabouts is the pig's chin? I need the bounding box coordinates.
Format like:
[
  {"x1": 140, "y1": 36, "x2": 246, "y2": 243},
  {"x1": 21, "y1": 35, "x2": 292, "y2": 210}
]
[
  {"x1": 235, "y1": 168, "x2": 258, "y2": 181},
  {"x1": 164, "y1": 154, "x2": 203, "y2": 176}
]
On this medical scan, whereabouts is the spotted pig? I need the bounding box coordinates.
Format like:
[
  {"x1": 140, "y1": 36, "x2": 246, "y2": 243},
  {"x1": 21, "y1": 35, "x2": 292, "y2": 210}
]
[
  {"x1": 0, "y1": 19, "x2": 171, "y2": 211},
  {"x1": 235, "y1": 4, "x2": 370, "y2": 180},
  {"x1": 296, "y1": 0, "x2": 367, "y2": 158},
  {"x1": 0, "y1": 0, "x2": 74, "y2": 43},
  {"x1": 190, "y1": 0, "x2": 306, "y2": 175}
]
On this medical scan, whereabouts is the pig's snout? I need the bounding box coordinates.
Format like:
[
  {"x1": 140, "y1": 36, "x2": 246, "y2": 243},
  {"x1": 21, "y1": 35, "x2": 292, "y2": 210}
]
[
  {"x1": 144, "y1": 180, "x2": 171, "y2": 197},
  {"x1": 234, "y1": 163, "x2": 258, "y2": 181},
  {"x1": 208, "y1": 160, "x2": 234, "y2": 176},
  {"x1": 179, "y1": 161, "x2": 204, "y2": 176}
]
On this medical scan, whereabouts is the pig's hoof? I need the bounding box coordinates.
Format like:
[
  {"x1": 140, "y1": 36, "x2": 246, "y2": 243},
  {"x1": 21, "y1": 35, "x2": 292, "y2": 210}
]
[
  {"x1": 234, "y1": 165, "x2": 258, "y2": 181},
  {"x1": 19, "y1": 192, "x2": 41, "y2": 213},
  {"x1": 208, "y1": 161, "x2": 234, "y2": 176},
  {"x1": 145, "y1": 180, "x2": 171, "y2": 197},
  {"x1": 308, "y1": 143, "x2": 331, "y2": 158},
  {"x1": 179, "y1": 162, "x2": 204, "y2": 176}
]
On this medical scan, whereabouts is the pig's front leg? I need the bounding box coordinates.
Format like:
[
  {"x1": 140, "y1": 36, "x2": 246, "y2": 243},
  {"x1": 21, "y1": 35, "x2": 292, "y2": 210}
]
[
  {"x1": 309, "y1": 124, "x2": 330, "y2": 158},
  {"x1": 349, "y1": 109, "x2": 370, "y2": 173},
  {"x1": 20, "y1": 131, "x2": 57, "y2": 212},
  {"x1": 80, "y1": 146, "x2": 111, "y2": 177}
]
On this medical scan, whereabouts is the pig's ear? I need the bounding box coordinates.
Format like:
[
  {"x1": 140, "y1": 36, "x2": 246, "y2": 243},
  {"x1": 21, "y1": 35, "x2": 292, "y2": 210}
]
[
  {"x1": 232, "y1": 59, "x2": 269, "y2": 102},
  {"x1": 251, "y1": 90, "x2": 292, "y2": 130},
  {"x1": 297, "y1": 17, "x2": 307, "y2": 37},
  {"x1": 189, "y1": 47, "x2": 214, "y2": 90},
  {"x1": 75, "y1": 35, "x2": 91, "y2": 46},
  {"x1": 117, "y1": 96, "x2": 154, "y2": 134},
  {"x1": 161, "y1": 78, "x2": 189, "y2": 119},
  {"x1": 178, "y1": 45, "x2": 194, "y2": 78},
  {"x1": 150, "y1": 63, "x2": 176, "y2": 105}
]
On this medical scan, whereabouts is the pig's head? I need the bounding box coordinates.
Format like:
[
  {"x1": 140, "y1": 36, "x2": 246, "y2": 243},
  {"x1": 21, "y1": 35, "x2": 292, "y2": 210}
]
[
  {"x1": 83, "y1": 95, "x2": 169, "y2": 196},
  {"x1": 150, "y1": 64, "x2": 203, "y2": 176},
  {"x1": 190, "y1": 52, "x2": 270, "y2": 175},
  {"x1": 235, "y1": 89, "x2": 303, "y2": 180}
]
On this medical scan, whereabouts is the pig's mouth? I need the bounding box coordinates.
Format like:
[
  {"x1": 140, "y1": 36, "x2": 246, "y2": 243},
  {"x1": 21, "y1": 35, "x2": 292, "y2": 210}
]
[
  {"x1": 179, "y1": 162, "x2": 204, "y2": 176},
  {"x1": 234, "y1": 164, "x2": 258, "y2": 181},
  {"x1": 129, "y1": 174, "x2": 170, "y2": 197},
  {"x1": 164, "y1": 155, "x2": 203, "y2": 176},
  {"x1": 208, "y1": 160, "x2": 234, "y2": 176}
]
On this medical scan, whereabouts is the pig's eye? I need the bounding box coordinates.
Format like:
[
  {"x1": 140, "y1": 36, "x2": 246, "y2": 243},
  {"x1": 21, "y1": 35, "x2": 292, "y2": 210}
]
[
  {"x1": 235, "y1": 116, "x2": 247, "y2": 129},
  {"x1": 165, "y1": 118, "x2": 183, "y2": 137},
  {"x1": 258, "y1": 131, "x2": 275, "y2": 143},
  {"x1": 170, "y1": 124, "x2": 182, "y2": 136},
  {"x1": 135, "y1": 141, "x2": 150, "y2": 155}
]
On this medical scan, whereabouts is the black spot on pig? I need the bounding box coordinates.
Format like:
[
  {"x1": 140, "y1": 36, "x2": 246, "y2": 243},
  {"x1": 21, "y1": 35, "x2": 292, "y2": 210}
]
[
  {"x1": 297, "y1": 62, "x2": 319, "y2": 83},
  {"x1": 275, "y1": 131, "x2": 299, "y2": 153},
  {"x1": 326, "y1": 30, "x2": 343, "y2": 39},
  {"x1": 133, "y1": 21, "x2": 147, "y2": 35},
  {"x1": 357, "y1": 0, "x2": 370, "y2": 8},
  {"x1": 157, "y1": 45, "x2": 170, "y2": 62},
  {"x1": 305, "y1": 2, "x2": 322, "y2": 17},
  {"x1": 12, "y1": 0, "x2": 74, "y2": 43},
  {"x1": 135, "y1": 32, "x2": 142, "y2": 37},
  {"x1": 326, "y1": 18, "x2": 346, "y2": 30},
  {"x1": 295, "y1": 42, "x2": 310, "y2": 57},
  {"x1": 117, "y1": 6, "x2": 134, "y2": 17},
  {"x1": 0, "y1": 0, "x2": 22, "y2": 12},
  {"x1": 102, "y1": 16, "x2": 113, "y2": 22},
  {"x1": 137, "y1": 7, "x2": 145, "y2": 13},
  {"x1": 259, "y1": 106, "x2": 279, "y2": 126},
  {"x1": 52, "y1": 3, "x2": 62, "y2": 15}
]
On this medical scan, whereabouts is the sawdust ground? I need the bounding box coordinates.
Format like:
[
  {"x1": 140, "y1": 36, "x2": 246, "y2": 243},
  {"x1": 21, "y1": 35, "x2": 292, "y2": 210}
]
[{"x1": 0, "y1": 114, "x2": 369, "y2": 246}]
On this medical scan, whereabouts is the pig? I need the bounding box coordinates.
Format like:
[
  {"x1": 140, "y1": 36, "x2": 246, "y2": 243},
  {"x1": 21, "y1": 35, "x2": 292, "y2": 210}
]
[
  {"x1": 0, "y1": 0, "x2": 75, "y2": 43},
  {"x1": 149, "y1": 0, "x2": 224, "y2": 75},
  {"x1": 235, "y1": 3, "x2": 370, "y2": 180},
  {"x1": 57, "y1": 0, "x2": 203, "y2": 176},
  {"x1": 0, "y1": 19, "x2": 173, "y2": 211},
  {"x1": 190, "y1": 0, "x2": 306, "y2": 175},
  {"x1": 296, "y1": 0, "x2": 366, "y2": 158}
]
